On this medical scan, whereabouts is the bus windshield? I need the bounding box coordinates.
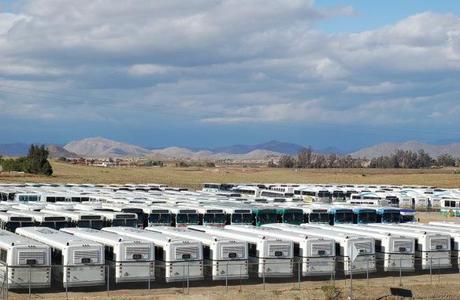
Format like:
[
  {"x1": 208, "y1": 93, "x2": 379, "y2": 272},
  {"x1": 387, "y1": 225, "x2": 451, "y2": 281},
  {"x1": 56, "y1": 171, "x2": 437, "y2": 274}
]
[
  {"x1": 232, "y1": 213, "x2": 253, "y2": 224},
  {"x1": 6, "y1": 221, "x2": 34, "y2": 232},
  {"x1": 382, "y1": 212, "x2": 400, "y2": 223},
  {"x1": 318, "y1": 191, "x2": 331, "y2": 198},
  {"x1": 177, "y1": 213, "x2": 199, "y2": 224},
  {"x1": 258, "y1": 212, "x2": 277, "y2": 225},
  {"x1": 77, "y1": 220, "x2": 104, "y2": 229},
  {"x1": 203, "y1": 213, "x2": 226, "y2": 224},
  {"x1": 283, "y1": 211, "x2": 304, "y2": 224},
  {"x1": 125, "y1": 219, "x2": 138, "y2": 227},
  {"x1": 187, "y1": 213, "x2": 199, "y2": 224},
  {"x1": 309, "y1": 212, "x2": 329, "y2": 223},
  {"x1": 358, "y1": 212, "x2": 377, "y2": 224},
  {"x1": 334, "y1": 212, "x2": 353, "y2": 224},
  {"x1": 149, "y1": 213, "x2": 172, "y2": 225},
  {"x1": 400, "y1": 215, "x2": 415, "y2": 223}
]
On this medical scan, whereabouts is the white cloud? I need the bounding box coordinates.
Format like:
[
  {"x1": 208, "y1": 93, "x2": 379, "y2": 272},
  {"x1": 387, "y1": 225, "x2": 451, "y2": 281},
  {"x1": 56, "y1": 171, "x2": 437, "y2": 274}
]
[
  {"x1": 127, "y1": 64, "x2": 172, "y2": 76},
  {"x1": 0, "y1": 1, "x2": 459, "y2": 132}
]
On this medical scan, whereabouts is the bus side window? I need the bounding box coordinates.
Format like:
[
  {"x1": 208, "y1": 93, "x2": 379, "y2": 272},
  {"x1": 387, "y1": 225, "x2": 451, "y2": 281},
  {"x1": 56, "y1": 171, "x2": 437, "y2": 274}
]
[{"x1": 0, "y1": 248, "x2": 7, "y2": 263}]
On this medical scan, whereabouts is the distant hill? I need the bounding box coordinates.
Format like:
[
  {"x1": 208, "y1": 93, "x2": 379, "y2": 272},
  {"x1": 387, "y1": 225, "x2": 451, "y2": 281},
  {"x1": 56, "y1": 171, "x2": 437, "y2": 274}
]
[
  {"x1": 351, "y1": 141, "x2": 460, "y2": 159},
  {"x1": 47, "y1": 145, "x2": 80, "y2": 159},
  {"x1": 0, "y1": 143, "x2": 29, "y2": 156},
  {"x1": 64, "y1": 137, "x2": 150, "y2": 157},
  {"x1": 62, "y1": 137, "x2": 288, "y2": 160},
  {"x1": 212, "y1": 140, "x2": 305, "y2": 155},
  {"x1": 148, "y1": 147, "x2": 282, "y2": 161}
]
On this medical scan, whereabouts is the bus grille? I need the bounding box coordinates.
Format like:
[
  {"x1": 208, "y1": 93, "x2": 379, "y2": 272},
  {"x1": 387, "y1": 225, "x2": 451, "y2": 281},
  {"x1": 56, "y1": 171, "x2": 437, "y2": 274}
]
[
  {"x1": 222, "y1": 246, "x2": 245, "y2": 259},
  {"x1": 393, "y1": 241, "x2": 413, "y2": 253},
  {"x1": 431, "y1": 238, "x2": 448, "y2": 250},
  {"x1": 126, "y1": 246, "x2": 151, "y2": 260},
  {"x1": 312, "y1": 243, "x2": 333, "y2": 256},
  {"x1": 354, "y1": 242, "x2": 373, "y2": 254},
  {"x1": 175, "y1": 246, "x2": 199, "y2": 260},
  {"x1": 74, "y1": 250, "x2": 100, "y2": 264},
  {"x1": 18, "y1": 251, "x2": 46, "y2": 265},
  {"x1": 268, "y1": 244, "x2": 291, "y2": 257}
]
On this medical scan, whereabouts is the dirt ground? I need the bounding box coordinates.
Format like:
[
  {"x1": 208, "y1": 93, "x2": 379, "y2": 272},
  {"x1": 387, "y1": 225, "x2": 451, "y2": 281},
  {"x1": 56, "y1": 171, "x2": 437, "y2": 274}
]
[{"x1": 7, "y1": 272, "x2": 460, "y2": 300}]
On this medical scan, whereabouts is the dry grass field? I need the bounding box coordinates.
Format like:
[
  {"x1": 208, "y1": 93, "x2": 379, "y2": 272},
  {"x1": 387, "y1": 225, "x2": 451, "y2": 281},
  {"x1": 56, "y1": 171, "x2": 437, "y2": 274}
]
[{"x1": 1, "y1": 161, "x2": 459, "y2": 189}]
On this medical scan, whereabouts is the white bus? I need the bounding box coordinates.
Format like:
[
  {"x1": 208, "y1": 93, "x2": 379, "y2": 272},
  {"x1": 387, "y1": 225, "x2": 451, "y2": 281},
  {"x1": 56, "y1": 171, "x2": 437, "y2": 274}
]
[
  {"x1": 324, "y1": 224, "x2": 415, "y2": 271},
  {"x1": 264, "y1": 223, "x2": 376, "y2": 275},
  {"x1": 100, "y1": 203, "x2": 146, "y2": 228},
  {"x1": 162, "y1": 207, "x2": 200, "y2": 228},
  {"x1": 188, "y1": 225, "x2": 293, "y2": 278},
  {"x1": 103, "y1": 227, "x2": 203, "y2": 282},
  {"x1": 366, "y1": 224, "x2": 451, "y2": 270},
  {"x1": 41, "y1": 209, "x2": 105, "y2": 229},
  {"x1": 301, "y1": 207, "x2": 330, "y2": 224},
  {"x1": 15, "y1": 227, "x2": 105, "y2": 287},
  {"x1": 0, "y1": 229, "x2": 51, "y2": 289},
  {"x1": 294, "y1": 188, "x2": 331, "y2": 204},
  {"x1": 196, "y1": 208, "x2": 227, "y2": 227},
  {"x1": 13, "y1": 194, "x2": 41, "y2": 202},
  {"x1": 61, "y1": 227, "x2": 155, "y2": 283},
  {"x1": 0, "y1": 212, "x2": 34, "y2": 232},
  {"x1": 123, "y1": 206, "x2": 173, "y2": 227},
  {"x1": 226, "y1": 225, "x2": 335, "y2": 276},
  {"x1": 259, "y1": 190, "x2": 295, "y2": 202},
  {"x1": 148, "y1": 226, "x2": 249, "y2": 280},
  {"x1": 8, "y1": 210, "x2": 70, "y2": 230},
  {"x1": 399, "y1": 190, "x2": 429, "y2": 210},
  {"x1": 231, "y1": 186, "x2": 261, "y2": 198},
  {"x1": 93, "y1": 211, "x2": 138, "y2": 227},
  {"x1": 347, "y1": 192, "x2": 391, "y2": 207},
  {"x1": 223, "y1": 208, "x2": 254, "y2": 225},
  {"x1": 400, "y1": 223, "x2": 460, "y2": 268},
  {"x1": 201, "y1": 183, "x2": 222, "y2": 193}
]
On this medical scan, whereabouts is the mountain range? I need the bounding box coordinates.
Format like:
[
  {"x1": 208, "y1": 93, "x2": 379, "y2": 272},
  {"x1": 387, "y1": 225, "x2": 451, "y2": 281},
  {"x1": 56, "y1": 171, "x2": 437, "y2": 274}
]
[
  {"x1": 351, "y1": 141, "x2": 460, "y2": 159},
  {"x1": 1, "y1": 137, "x2": 460, "y2": 160},
  {"x1": 62, "y1": 137, "x2": 287, "y2": 161}
]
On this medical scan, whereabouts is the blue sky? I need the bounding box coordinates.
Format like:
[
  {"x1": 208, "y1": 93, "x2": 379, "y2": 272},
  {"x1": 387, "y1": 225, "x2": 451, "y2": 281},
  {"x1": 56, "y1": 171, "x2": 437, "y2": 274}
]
[{"x1": 1, "y1": 0, "x2": 460, "y2": 152}]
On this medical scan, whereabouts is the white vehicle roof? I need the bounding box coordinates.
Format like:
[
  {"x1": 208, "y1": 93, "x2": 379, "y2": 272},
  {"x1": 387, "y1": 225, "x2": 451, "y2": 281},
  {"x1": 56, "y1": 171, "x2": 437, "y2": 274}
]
[
  {"x1": 364, "y1": 224, "x2": 452, "y2": 240},
  {"x1": 264, "y1": 223, "x2": 371, "y2": 242},
  {"x1": 188, "y1": 225, "x2": 291, "y2": 245},
  {"x1": 0, "y1": 228, "x2": 49, "y2": 249},
  {"x1": 61, "y1": 227, "x2": 143, "y2": 246},
  {"x1": 41, "y1": 209, "x2": 104, "y2": 221},
  {"x1": 147, "y1": 226, "x2": 242, "y2": 245},
  {"x1": 16, "y1": 227, "x2": 102, "y2": 250},
  {"x1": 8, "y1": 209, "x2": 68, "y2": 222},
  {"x1": 318, "y1": 224, "x2": 412, "y2": 240},
  {"x1": 225, "y1": 225, "x2": 332, "y2": 244},
  {"x1": 102, "y1": 227, "x2": 196, "y2": 246},
  {"x1": 0, "y1": 211, "x2": 33, "y2": 222}
]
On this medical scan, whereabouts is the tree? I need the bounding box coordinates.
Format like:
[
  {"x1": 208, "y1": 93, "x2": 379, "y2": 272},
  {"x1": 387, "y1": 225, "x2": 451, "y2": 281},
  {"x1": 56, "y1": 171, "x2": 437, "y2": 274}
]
[
  {"x1": 278, "y1": 155, "x2": 296, "y2": 168},
  {"x1": 297, "y1": 147, "x2": 312, "y2": 168},
  {"x1": 437, "y1": 154, "x2": 456, "y2": 167}
]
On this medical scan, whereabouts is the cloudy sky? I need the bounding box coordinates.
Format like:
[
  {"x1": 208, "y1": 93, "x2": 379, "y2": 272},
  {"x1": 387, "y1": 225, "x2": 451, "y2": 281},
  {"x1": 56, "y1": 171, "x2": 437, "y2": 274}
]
[{"x1": 1, "y1": 0, "x2": 460, "y2": 151}]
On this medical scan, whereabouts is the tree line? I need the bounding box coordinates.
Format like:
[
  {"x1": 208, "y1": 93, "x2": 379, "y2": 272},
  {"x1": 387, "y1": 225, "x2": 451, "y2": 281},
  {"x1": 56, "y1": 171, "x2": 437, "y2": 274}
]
[
  {"x1": 369, "y1": 150, "x2": 458, "y2": 168},
  {"x1": 273, "y1": 147, "x2": 459, "y2": 169},
  {"x1": 273, "y1": 147, "x2": 365, "y2": 168},
  {"x1": 0, "y1": 145, "x2": 53, "y2": 176}
]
